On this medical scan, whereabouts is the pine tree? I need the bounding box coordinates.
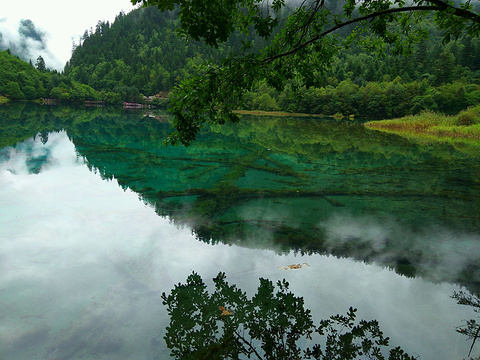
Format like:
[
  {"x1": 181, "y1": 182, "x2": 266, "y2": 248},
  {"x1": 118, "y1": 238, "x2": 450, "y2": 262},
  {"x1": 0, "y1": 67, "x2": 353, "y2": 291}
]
[{"x1": 35, "y1": 56, "x2": 46, "y2": 72}]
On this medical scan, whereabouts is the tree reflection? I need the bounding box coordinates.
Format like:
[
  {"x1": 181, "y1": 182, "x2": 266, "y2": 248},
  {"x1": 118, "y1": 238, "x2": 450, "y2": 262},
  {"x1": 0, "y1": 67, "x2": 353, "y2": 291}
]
[
  {"x1": 453, "y1": 291, "x2": 480, "y2": 359},
  {"x1": 2, "y1": 105, "x2": 480, "y2": 292},
  {"x1": 162, "y1": 272, "x2": 415, "y2": 359}
]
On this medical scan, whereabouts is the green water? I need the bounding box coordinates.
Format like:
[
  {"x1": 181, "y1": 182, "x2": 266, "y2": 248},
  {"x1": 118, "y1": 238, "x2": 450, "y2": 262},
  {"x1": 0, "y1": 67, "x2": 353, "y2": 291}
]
[{"x1": 0, "y1": 103, "x2": 479, "y2": 359}]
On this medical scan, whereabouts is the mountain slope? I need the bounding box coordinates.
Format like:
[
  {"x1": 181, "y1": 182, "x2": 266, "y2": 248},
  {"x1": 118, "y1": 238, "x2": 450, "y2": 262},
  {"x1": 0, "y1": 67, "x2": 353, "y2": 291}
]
[
  {"x1": 0, "y1": 50, "x2": 99, "y2": 102},
  {"x1": 66, "y1": 7, "x2": 231, "y2": 98},
  {"x1": 65, "y1": 6, "x2": 480, "y2": 115},
  {"x1": 0, "y1": 50, "x2": 48, "y2": 100}
]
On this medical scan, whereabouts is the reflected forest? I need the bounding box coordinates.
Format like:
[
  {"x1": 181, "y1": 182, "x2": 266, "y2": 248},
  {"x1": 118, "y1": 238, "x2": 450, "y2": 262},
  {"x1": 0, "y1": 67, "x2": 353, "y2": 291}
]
[
  {"x1": 3, "y1": 104, "x2": 480, "y2": 287},
  {"x1": 1, "y1": 103, "x2": 480, "y2": 359}
]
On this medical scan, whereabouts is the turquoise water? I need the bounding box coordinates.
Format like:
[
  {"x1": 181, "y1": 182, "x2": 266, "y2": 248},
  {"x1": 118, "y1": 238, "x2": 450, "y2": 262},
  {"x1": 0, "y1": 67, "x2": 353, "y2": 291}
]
[{"x1": 0, "y1": 104, "x2": 479, "y2": 359}]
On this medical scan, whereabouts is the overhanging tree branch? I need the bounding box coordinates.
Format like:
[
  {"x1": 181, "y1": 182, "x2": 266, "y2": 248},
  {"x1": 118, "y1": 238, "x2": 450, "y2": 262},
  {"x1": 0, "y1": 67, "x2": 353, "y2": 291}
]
[
  {"x1": 427, "y1": 0, "x2": 480, "y2": 23},
  {"x1": 260, "y1": 3, "x2": 478, "y2": 65},
  {"x1": 133, "y1": 0, "x2": 480, "y2": 146}
]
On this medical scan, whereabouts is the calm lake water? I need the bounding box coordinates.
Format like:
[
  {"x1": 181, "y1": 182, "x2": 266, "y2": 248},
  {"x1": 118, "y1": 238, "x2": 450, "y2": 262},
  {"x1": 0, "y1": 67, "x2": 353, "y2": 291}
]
[{"x1": 0, "y1": 104, "x2": 479, "y2": 359}]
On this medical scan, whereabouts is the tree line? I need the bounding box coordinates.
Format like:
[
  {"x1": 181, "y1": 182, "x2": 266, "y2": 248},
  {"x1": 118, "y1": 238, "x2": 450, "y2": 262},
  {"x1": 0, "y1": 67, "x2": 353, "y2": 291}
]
[
  {"x1": 245, "y1": 78, "x2": 480, "y2": 119},
  {"x1": 0, "y1": 50, "x2": 99, "y2": 102},
  {"x1": 244, "y1": 15, "x2": 480, "y2": 118},
  {"x1": 65, "y1": 5, "x2": 480, "y2": 117},
  {"x1": 2, "y1": 4, "x2": 480, "y2": 118}
]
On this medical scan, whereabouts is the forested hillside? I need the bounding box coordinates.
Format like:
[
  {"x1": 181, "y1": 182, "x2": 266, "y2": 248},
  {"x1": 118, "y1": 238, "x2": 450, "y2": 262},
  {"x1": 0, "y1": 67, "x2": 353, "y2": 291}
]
[
  {"x1": 65, "y1": 5, "x2": 480, "y2": 118},
  {"x1": 65, "y1": 7, "x2": 242, "y2": 103},
  {"x1": 0, "y1": 50, "x2": 98, "y2": 102},
  {"x1": 1, "y1": 4, "x2": 479, "y2": 117}
]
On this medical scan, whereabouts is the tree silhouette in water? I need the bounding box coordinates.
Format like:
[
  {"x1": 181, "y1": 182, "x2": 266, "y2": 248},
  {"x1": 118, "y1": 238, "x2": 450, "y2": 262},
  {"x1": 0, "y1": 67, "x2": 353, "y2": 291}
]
[
  {"x1": 162, "y1": 272, "x2": 415, "y2": 359},
  {"x1": 453, "y1": 290, "x2": 480, "y2": 360}
]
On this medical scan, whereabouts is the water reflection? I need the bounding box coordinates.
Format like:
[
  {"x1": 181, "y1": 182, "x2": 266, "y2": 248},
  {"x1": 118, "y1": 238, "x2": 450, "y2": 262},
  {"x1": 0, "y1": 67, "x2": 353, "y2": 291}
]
[
  {"x1": 452, "y1": 291, "x2": 480, "y2": 358},
  {"x1": 49, "y1": 105, "x2": 479, "y2": 292},
  {"x1": 161, "y1": 272, "x2": 415, "y2": 359},
  {"x1": 0, "y1": 104, "x2": 479, "y2": 359}
]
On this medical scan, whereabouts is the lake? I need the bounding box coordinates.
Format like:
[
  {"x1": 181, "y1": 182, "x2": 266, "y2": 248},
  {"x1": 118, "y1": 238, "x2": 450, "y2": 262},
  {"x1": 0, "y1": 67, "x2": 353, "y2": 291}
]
[{"x1": 0, "y1": 103, "x2": 479, "y2": 359}]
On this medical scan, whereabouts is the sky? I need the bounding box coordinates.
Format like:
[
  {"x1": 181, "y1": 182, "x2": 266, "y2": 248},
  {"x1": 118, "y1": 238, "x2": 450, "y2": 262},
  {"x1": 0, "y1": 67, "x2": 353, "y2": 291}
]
[{"x1": 1, "y1": 0, "x2": 138, "y2": 71}]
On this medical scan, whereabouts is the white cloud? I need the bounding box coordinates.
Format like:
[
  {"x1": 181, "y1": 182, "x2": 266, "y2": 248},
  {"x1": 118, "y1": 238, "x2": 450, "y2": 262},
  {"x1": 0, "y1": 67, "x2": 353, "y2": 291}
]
[{"x1": 1, "y1": 0, "x2": 138, "y2": 71}]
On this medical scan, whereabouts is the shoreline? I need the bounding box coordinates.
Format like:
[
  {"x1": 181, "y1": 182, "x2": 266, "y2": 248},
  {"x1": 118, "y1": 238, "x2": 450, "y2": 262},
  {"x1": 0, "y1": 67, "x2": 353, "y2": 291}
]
[
  {"x1": 234, "y1": 110, "x2": 325, "y2": 118},
  {"x1": 364, "y1": 106, "x2": 480, "y2": 156}
]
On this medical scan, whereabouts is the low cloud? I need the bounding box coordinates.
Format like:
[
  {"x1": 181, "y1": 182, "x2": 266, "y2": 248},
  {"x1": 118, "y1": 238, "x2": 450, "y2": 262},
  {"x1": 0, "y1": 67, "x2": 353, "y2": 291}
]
[{"x1": 0, "y1": 18, "x2": 63, "y2": 71}]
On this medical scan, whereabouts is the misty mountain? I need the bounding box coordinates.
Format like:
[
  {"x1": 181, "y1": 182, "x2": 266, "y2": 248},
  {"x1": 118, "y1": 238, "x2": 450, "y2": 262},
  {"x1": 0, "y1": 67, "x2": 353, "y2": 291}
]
[
  {"x1": 0, "y1": 18, "x2": 60, "y2": 70},
  {"x1": 17, "y1": 19, "x2": 47, "y2": 45}
]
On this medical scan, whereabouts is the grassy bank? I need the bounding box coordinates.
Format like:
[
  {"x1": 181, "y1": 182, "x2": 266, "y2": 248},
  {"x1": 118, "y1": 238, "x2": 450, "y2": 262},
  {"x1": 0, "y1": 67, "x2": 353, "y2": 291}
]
[{"x1": 365, "y1": 105, "x2": 480, "y2": 143}]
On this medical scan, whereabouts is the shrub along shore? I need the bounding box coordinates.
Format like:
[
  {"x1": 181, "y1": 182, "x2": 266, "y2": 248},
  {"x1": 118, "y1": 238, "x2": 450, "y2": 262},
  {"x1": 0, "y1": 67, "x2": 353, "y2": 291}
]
[
  {"x1": 364, "y1": 105, "x2": 480, "y2": 147},
  {"x1": 237, "y1": 105, "x2": 480, "y2": 152}
]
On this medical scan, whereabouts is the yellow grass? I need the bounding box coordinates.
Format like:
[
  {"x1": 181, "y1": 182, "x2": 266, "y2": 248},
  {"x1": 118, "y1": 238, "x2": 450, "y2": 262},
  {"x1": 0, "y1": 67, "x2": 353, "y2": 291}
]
[{"x1": 365, "y1": 106, "x2": 480, "y2": 141}]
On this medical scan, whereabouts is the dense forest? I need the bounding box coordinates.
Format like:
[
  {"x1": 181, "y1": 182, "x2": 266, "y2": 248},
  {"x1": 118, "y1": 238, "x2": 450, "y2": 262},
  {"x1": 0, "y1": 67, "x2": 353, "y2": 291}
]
[
  {"x1": 65, "y1": 7, "x2": 267, "y2": 104},
  {"x1": 0, "y1": 50, "x2": 99, "y2": 103},
  {"x1": 65, "y1": 5, "x2": 480, "y2": 118},
  {"x1": 1, "y1": 5, "x2": 480, "y2": 119}
]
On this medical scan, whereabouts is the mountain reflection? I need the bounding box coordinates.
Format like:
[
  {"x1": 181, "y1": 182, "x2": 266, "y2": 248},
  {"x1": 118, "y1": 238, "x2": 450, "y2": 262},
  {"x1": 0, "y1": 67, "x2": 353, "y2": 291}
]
[{"x1": 1, "y1": 103, "x2": 479, "y2": 293}]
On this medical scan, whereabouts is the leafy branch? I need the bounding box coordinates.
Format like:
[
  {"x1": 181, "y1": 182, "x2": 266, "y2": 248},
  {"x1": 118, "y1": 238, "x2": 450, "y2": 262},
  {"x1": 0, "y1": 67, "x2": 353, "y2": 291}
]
[{"x1": 132, "y1": 0, "x2": 480, "y2": 146}]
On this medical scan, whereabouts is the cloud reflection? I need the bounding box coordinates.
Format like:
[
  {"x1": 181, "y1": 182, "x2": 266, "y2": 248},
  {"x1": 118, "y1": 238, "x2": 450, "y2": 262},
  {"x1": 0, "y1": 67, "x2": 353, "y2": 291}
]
[
  {"x1": 320, "y1": 211, "x2": 480, "y2": 283},
  {"x1": 0, "y1": 132, "x2": 474, "y2": 360}
]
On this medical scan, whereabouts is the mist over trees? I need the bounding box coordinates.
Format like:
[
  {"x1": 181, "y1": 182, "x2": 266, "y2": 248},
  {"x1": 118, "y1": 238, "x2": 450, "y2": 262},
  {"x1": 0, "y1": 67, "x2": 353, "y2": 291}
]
[
  {"x1": 1, "y1": 2, "x2": 480, "y2": 117},
  {"x1": 0, "y1": 18, "x2": 61, "y2": 71}
]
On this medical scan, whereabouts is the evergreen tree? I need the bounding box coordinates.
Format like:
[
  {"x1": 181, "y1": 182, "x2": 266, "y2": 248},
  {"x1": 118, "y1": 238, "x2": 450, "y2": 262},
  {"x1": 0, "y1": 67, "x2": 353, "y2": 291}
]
[{"x1": 35, "y1": 56, "x2": 46, "y2": 72}]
